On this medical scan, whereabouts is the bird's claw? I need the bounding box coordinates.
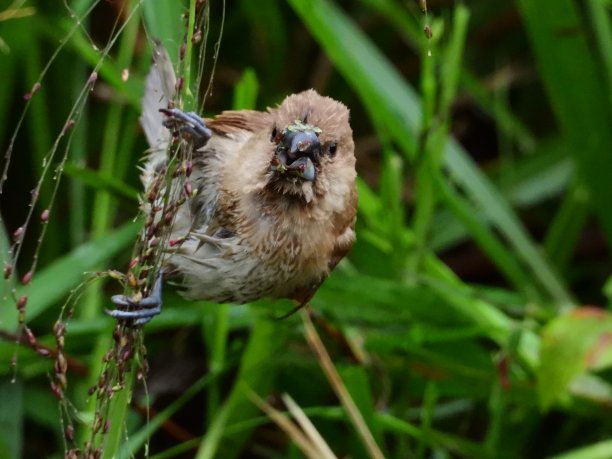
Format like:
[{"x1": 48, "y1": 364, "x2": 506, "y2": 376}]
[
  {"x1": 106, "y1": 272, "x2": 164, "y2": 326},
  {"x1": 160, "y1": 108, "x2": 211, "y2": 148}
]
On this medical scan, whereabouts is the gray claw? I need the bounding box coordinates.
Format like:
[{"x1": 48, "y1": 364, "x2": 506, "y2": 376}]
[
  {"x1": 106, "y1": 273, "x2": 164, "y2": 326},
  {"x1": 160, "y1": 108, "x2": 211, "y2": 148}
]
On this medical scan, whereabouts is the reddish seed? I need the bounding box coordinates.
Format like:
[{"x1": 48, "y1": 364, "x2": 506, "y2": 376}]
[
  {"x1": 176, "y1": 76, "x2": 184, "y2": 93},
  {"x1": 12, "y1": 226, "x2": 24, "y2": 241},
  {"x1": 146, "y1": 223, "x2": 157, "y2": 239},
  {"x1": 113, "y1": 326, "x2": 121, "y2": 343},
  {"x1": 40, "y1": 209, "x2": 50, "y2": 222},
  {"x1": 4, "y1": 264, "x2": 13, "y2": 279},
  {"x1": 62, "y1": 119, "x2": 76, "y2": 135},
  {"x1": 128, "y1": 257, "x2": 140, "y2": 270},
  {"x1": 57, "y1": 373, "x2": 67, "y2": 389},
  {"x1": 169, "y1": 237, "x2": 184, "y2": 247},
  {"x1": 21, "y1": 271, "x2": 33, "y2": 285},
  {"x1": 23, "y1": 82, "x2": 41, "y2": 100},
  {"x1": 64, "y1": 425, "x2": 74, "y2": 442},
  {"x1": 88, "y1": 72, "x2": 98, "y2": 86},
  {"x1": 50, "y1": 382, "x2": 63, "y2": 400},
  {"x1": 53, "y1": 320, "x2": 65, "y2": 336},
  {"x1": 57, "y1": 353, "x2": 68, "y2": 374},
  {"x1": 92, "y1": 416, "x2": 102, "y2": 433},
  {"x1": 88, "y1": 385, "x2": 96, "y2": 396},
  {"x1": 17, "y1": 295, "x2": 27, "y2": 311},
  {"x1": 424, "y1": 25, "x2": 432, "y2": 39},
  {"x1": 184, "y1": 181, "x2": 193, "y2": 197},
  {"x1": 185, "y1": 160, "x2": 193, "y2": 176},
  {"x1": 121, "y1": 347, "x2": 132, "y2": 361},
  {"x1": 98, "y1": 372, "x2": 107, "y2": 389},
  {"x1": 103, "y1": 420, "x2": 110, "y2": 434},
  {"x1": 24, "y1": 327, "x2": 36, "y2": 346},
  {"x1": 179, "y1": 42, "x2": 186, "y2": 60},
  {"x1": 37, "y1": 348, "x2": 51, "y2": 357}
]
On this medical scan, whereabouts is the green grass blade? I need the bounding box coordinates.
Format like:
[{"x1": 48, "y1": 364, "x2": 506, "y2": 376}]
[
  {"x1": 142, "y1": 0, "x2": 185, "y2": 65},
  {"x1": 552, "y1": 440, "x2": 612, "y2": 459},
  {"x1": 518, "y1": 0, "x2": 612, "y2": 244},
  {"x1": 0, "y1": 379, "x2": 23, "y2": 459},
  {"x1": 195, "y1": 316, "x2": 286, "y2": 459},
  {"x1": 63, "y1": 163, "x2": 139, "y2": 201},
  {"x1": 232, "y1": 68, "x2": 259, "y2": 110},
  {"x1": 543, "y1": 181, "x2": 590, "y2": 272},
  {"x1": 119, "y1": 372, "x2": 217, "y2": 458}
]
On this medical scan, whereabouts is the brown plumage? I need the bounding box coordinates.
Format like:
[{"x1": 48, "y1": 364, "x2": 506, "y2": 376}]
[{"x1": 109, "y1": 48, "x2": 357, "y2": 324}]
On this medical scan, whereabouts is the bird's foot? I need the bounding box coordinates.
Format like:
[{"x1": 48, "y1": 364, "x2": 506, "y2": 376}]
[
  {"x1": 160, "y1": 108, "x2": 211, "y2": 148},
  {"x1": 106, "y1": 272, "x2": 163, "y2": 326}
]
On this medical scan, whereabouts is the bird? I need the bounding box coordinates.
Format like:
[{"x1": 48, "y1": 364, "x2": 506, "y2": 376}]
[{"x1": 106, "y1": 45, "x2": 357, "y2": 325}]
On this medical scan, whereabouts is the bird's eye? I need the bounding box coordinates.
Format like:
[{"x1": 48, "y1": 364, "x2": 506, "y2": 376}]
[{"x1": 327, "y1": 142, "x2": 337, "y2": 156}]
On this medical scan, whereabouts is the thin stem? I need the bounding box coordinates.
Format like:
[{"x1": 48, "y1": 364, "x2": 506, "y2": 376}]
[{"x1": 301, "y1": 310, "x2": 385, "y2": 459}]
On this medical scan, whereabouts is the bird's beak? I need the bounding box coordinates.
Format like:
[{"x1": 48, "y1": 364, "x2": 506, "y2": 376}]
[{"x1": 272, "y1": 127, "x2": 320, "y2": 182}]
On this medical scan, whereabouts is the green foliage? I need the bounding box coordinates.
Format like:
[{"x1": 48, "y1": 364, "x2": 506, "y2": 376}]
[{"x1": 0, "y1": 0, "x2": 611, "y2": 458}]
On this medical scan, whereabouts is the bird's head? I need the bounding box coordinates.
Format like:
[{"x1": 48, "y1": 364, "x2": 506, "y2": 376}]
[{"x1": 266, "y1": 90, "x2": 355, "y2": 203}]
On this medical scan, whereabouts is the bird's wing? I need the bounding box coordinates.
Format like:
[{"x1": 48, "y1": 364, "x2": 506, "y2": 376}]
[
  {"x1": 140, "y1": 42, "x2": 176, "y2": 149},
  {"x1": 288, "y1": 186, "x2": 358, "y2": 307},
  {"x1": 207, "y1": 110, "x2": 273, "y2": 137}
]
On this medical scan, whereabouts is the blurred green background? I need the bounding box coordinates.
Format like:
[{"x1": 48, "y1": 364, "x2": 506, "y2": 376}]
[{"x1": 1, "y1": 0, "x2": 612, "y2": 458}]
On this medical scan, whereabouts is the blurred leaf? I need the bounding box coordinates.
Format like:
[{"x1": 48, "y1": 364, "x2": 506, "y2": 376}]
[
  {"x1": 518, "y1": 0, "x2": 612, "y2": 244},
  {"x1": 195, "y1": 316, "x2": 287, "y2": 459},
  {"x1": 0, "y1": 378, "x2": 22, "y2": 459},
  {"x1": 553, "y1": 439, "x2": 612, "y2": 459},
  {"x1": 538, "y1": 307, "x2": 612, "y2": 408},
  {"x1": 232, "y1": 68, "x2": 259, "y2": 110},
  {"x1": 340, "y1": 365, "x2": 384, "y2": 455},
  {"x1": 63, "y1": 163, "x2": 139, "y2": 201},
  {"x1": 0, "y1": 221, "x2": 140, "y2": 330},
  {"x1": 22, "y1": 385, "x2": 60, "y2": 432},
  {"x1": 431, "y1": 140, "x2": 573, "y2": 251},
  {"x1": 40, "y1": 19, "x2": 143, "y2": 109},
  {"x1": 142, "y1": 0, "x2": 185, "y2": 65}
]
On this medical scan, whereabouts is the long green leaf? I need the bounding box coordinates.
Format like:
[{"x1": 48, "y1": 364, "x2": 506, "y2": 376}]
[{"x1": 518, "y1": 0, "x2": 612, "y2": 244}]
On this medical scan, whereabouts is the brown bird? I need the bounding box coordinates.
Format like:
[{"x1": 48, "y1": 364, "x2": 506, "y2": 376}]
[{"x1": 107, "y1": 47, "x2": 357, "y2": 325}]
